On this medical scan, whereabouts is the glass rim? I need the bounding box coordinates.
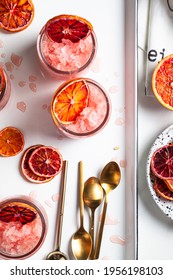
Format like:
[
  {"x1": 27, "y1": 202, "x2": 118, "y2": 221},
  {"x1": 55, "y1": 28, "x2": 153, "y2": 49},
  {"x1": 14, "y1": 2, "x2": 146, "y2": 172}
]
[
  {"x1": 0, "y1": 195, "x2": 48, "y2": 259},
  {"x1": 37, "y1": 27, "x2": 97, "y2": 77},
  {"x1": 51, "y1": 78, "x2": 111, "y2": 138}
]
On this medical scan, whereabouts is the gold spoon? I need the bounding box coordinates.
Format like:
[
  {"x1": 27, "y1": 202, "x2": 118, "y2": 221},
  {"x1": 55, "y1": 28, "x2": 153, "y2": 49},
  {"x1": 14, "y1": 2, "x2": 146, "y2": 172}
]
[
  {"x1": 46, "y1": 160, "x2": 68, "y2": 260},
  {"x1": 71, "y1": 161, "x2": 92, "y2": 260},
  {"x1": 93, "y1": 161, "x2": 121, "y2": 259},
  {"x1": 83, "y1": 177, "x2": 104, "y2": 259}
]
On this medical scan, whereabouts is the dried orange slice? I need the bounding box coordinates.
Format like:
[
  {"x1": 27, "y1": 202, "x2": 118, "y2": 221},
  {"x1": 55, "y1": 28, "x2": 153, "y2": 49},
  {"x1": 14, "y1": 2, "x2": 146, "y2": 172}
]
[
  {"x1": 21, "y1": 145, "x2": 54, "y2": 183},
  {"x1": 0, "y1": 0, "x2": 34, "y2": 32},
  {"x1": 0, "y1": 126, "x2": 24, "y2": 156},
  {"x1": 152, "y1": 54, "x2": 173, "y2": 110},
  {"x1": 52, "y1": 79, "x2": 89, "y2": 124},
  {"x1": 0, "y1": 203, "x2": 36, "y2": 224},
  {"x1": 164, "y1": 179, "x2": 173, "y2": 192},
  {"x1": 154, "y1": 176, "x2": 173, "y2": 201},
  {"x1": 45, "y1": 14, "x2": 93, "y2": 43},
  {"x1": 151, "y1": 144, "x2": 173, "y2": 180},
  {"x1": 28, "y1": 146, "x2": 63, "y2": 178}
]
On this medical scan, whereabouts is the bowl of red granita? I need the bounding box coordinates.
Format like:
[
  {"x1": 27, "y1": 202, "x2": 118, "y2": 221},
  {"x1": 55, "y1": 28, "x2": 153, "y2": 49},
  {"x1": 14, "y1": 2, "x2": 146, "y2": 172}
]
[
  {"x1": 36, "y1": 14, "x2": 97, "y2": 79},
  {"x1": 51, "y1": 78, "x2": 111, "y2": 138},
  {"x1": 0, "y1": 65, "x2": 11, "y2": 111},
  {"x1": 0, "y1": 195, "x2": 48, "y2": 259}
]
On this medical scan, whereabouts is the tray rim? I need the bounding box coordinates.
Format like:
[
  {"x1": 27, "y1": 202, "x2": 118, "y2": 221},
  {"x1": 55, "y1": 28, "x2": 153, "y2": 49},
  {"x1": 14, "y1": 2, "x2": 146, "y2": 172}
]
[{"x1": 125, "y1": 0, "x2": 138, "y2": 260}]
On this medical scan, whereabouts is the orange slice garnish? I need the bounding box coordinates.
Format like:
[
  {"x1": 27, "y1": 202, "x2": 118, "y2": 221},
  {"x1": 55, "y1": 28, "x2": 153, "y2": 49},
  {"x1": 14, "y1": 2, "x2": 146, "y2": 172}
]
[
  {"x1": 164, "y1": 179, "x2": 173, "y2": 192},
  {"x1": 45, "y1": 14, "x2": 93, "y2": 43},
  {"x1": 0, "y1": 0, "x2": 34, "y2": 32},
  {"x1": 52, "y1": 79, "x2": 89, "y2": 124},
  {"x1": 154, "y1": 176, "x2": 173, "y2": 201},
  {"x1": 0, "y1": 126, "x2": 24, "y2": 156},
  {"x1": 0, "y1": 203, "x2": 36, "y2": 224},
  {"x1": 28, "y1": 146, "x2": 63, "y2": 178},
  {"x1": 152, "y1": 54, "x2": 173, "y2": 110},
  {"x1": 151, "y1": 144, "x2": 173, "y2": 180}
]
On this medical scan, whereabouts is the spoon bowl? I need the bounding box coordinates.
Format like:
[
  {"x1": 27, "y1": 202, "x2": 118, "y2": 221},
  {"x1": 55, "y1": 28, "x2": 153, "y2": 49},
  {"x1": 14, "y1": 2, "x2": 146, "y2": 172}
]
[
  {"x1": 71, "y1": 161, "x2": 92, "y2": 260},
  {"x1": 94, "y1": 161, "x2": 121, "y2": 259},
  {"x1": 83, "y1": 177, "x2": 104, "y2": 259},
  {"x1": 84, "y1": 177, "x2": 104, "y2": 210}
]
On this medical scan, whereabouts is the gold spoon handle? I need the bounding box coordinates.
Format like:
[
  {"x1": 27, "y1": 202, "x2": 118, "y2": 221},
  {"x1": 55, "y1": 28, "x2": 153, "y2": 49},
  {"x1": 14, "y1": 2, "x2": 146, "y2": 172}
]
[
  {"x1": 93, "y1": 194, "x2": 108, "y2": 259},
  {"x1": 89, "y1": 209, "x2": 95, "y2": 259},
  {"x1": 55, "y1": 160, "x2": 68, "y2": 250},
  {"x1": 79, "y1": 161, "x2": 84, "y2": 227}
]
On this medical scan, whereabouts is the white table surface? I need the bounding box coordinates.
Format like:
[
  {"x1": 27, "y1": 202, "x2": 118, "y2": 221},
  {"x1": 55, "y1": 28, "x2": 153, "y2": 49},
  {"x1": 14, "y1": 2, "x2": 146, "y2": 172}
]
[
  {"x1": 0, "y1": 0, "x2": 126, "y2": 260},
  {"x1": 138, "y1": 0, "x2": 173, "y2": 259}
]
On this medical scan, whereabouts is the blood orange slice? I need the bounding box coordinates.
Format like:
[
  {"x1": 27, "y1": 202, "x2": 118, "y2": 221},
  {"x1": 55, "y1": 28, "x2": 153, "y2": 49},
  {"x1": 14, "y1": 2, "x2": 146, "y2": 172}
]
[
  {"x1": 164, "y1": 179, "x2": 173, "y2": 192},
  {"x1": 151, "y1": 144, "x2": 173, "y2": 180},
  {"x1": 154, "y1": 176, "x2": 173, "y2": 201},
  {"x1": 0, "y1": 203, "x2": 36, "y2": 224},
  {"x1": 152, "y1": 54, "x2": 173, "y2": 110},
  {"x1": 0, "y1": 126, "x2": 24, "y2": 156},
  {"x1": 21, "y1": 145, "x2": 54, "y2": 183},
  {"x1": 28, "y1": 146, "x2": 63, "y2": 178},
  {"x1": 52, "y1": 79, "x2": 89, "y2": 124},
  {"x1": 0, "y1": 0, "x2": 34, "y2": 32},
  {"x1": 45, "y1": 14, "x2": 93, "y2": 43}
]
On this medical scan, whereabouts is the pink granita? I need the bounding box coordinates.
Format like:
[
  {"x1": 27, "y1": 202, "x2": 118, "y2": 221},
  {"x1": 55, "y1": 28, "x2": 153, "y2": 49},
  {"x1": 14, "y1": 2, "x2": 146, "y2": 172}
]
[
  {"x1": 51, "y1": 78, "x2": 111, "y2": 138},
  {"x1": 37, "y1": 22, "x2": 97, "y2": 79},
  {"x1": 66, "y1": 84, "x2": 107, "y2": 133},
  {"x1": 41, "y1": 34, "x2": 93, "y2": 72},
  {"x1": 0, "y1": 217, "x2": 42, "y2": 257}
]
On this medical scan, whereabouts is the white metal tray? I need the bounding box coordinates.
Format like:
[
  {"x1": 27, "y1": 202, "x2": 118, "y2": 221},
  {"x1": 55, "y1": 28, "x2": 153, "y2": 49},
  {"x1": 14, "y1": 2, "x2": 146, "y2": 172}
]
[{"x1": 0, "y1": 0, "x2": 137, "y2": 260}]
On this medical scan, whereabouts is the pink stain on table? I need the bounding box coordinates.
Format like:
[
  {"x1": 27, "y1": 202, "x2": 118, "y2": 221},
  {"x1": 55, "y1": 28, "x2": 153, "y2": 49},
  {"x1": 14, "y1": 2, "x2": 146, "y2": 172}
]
[
  {"x1": 52, "y1": 193, "x2": 59, "y2": 202},
  {"x1": 29, "y1": 190, "x2": 38, "y2": 200},
  {"x1": 1, "y1": 53, "x2": 6, "y2": 58},
  {"x1": 115, "y1": 117, "x2": 125, "y2": 126},
  {"x1": 91, "y1": 57, "x2": 101, "y2": 73},
  {"x1": 44, "y1": 200, "x2": 54, "y2": 208},
  {"x1": 29, "y1": 83, "x2": 37, "y2": 93},
  {"x1": 9, "y1": 74, "x2": 14, "y2": 80},
  {"x1": 109, "y1": 85, "x2": 119, "y2": 94},
  {"x1": 18, "y1": 81, "x2": 26, "y2": 87},
  {"x1": 110, "y1": 235, "x2": 125, "y2": 246},
  {"x1": 0, "y1": 40, "x2": 3, "y2": 48},
  {"x1": 99, "y1": 213, "x2": 119, "y2": 225},
  {"x1": 17, "y1": 101, "x2": 26, "y2": 112},
  {"x1": 120, "y1": 159, "x2": 126, "y2": 168},
  {"x1": 11, "y1": 53, "x2": 23, "y2": 67},
  {"x1": 29, "y1": 75, "x2": 37, "y2": 82},
  {"x1": 42, "y1": 104, "x2": 48, "y2": 110},
  {"x1": 5, "y1": 61, "x2": 14, "y2": 72}
]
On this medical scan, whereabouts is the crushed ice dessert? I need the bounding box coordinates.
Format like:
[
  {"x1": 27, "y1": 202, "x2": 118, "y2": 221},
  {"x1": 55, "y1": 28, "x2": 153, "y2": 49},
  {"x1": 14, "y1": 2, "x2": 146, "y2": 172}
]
[
  {"x1": 0, "y1": 65, "x2": 11, "y2": 111},
  {"x1": 37, "y1": 15, "x2": 97, "y2": 79},
  {"x1": 0, "y1": 196, "x2": 48, "y2": 259},
  {"x1": 51, "y1": 78, "x2": 111, "y2": 138}
]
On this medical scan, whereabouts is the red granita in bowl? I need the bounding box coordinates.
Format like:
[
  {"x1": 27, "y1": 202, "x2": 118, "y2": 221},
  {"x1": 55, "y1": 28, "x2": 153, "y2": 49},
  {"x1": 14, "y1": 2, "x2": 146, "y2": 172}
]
[
  {"x1": 0, "y1": 196, "x2": 48, "y2": 259},
  {"x1": 51, "y1": 78, "x2": 111, "y2": 138},
  {"x1": 36, "y1": 15, "x2": 97, "y2": 79}
]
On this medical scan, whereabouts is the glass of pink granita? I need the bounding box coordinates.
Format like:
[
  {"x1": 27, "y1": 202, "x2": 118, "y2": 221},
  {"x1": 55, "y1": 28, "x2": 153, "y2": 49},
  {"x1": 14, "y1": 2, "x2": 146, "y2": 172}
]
[
  {"x1": 37, "y1": 15, "x2": 97, "y2": 79},
  {"x1": 0, "y1": 196, "x2": 48, "y2": 259},
  {"x1": 51, "y1": 78, "x2": 111, "y2": 138},
  {"x1": 0, "y1": 65, "x2": 11, "y2": 111}
]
